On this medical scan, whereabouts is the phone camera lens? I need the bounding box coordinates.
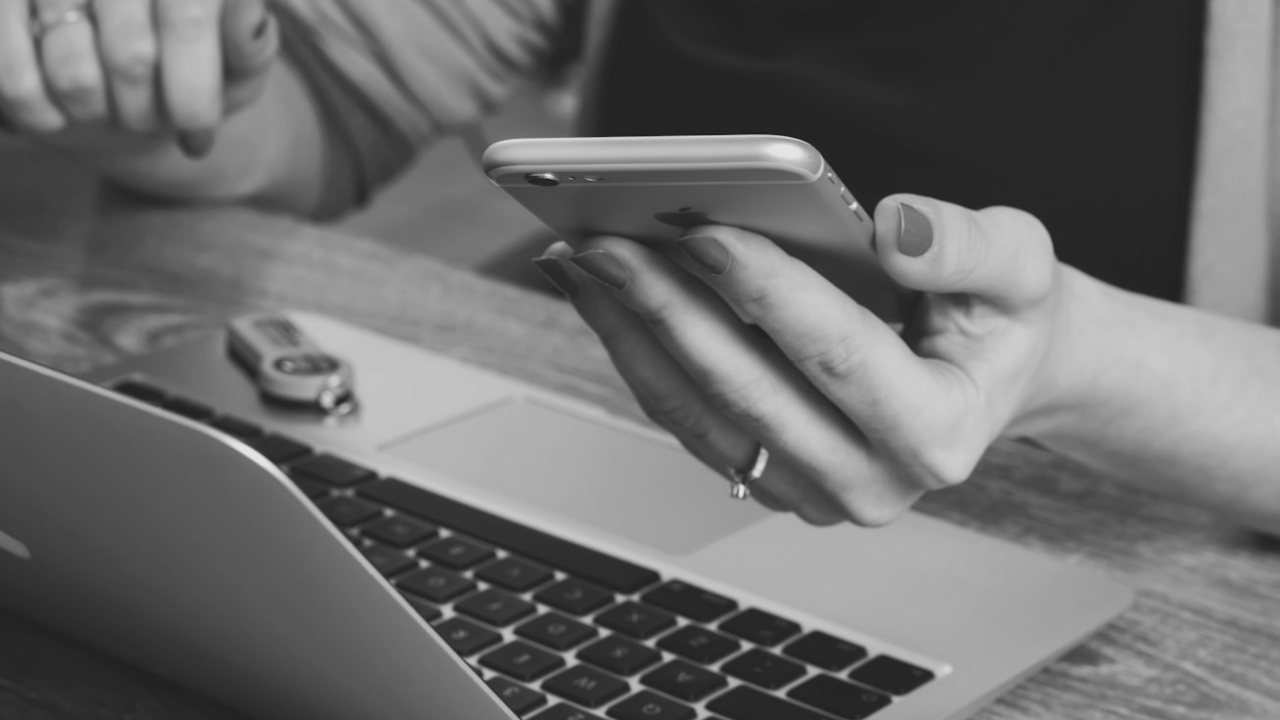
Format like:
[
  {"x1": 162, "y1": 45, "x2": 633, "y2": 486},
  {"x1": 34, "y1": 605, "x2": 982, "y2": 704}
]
[{"x1": 524, "y1": 172, "x2": 560, "y2": 187}]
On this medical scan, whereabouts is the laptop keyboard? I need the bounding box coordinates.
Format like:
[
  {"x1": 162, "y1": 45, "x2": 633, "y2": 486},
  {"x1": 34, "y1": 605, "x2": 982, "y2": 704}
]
[{"x1": 111, "y1": 379, "x2": 938, "y2": 720}]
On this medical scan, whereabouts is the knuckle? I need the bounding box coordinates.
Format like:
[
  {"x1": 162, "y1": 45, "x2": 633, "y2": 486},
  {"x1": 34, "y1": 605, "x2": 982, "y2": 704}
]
[
  {"x1": 839, "y1": 499, "x2": 906, "y2": 528},
  {"x1": 700, "y1": 378, "x2": 772, "y2": 430},
  {"x1": 638, "y1": 393, "x2": 716, "y2": 446},
  {"x1": 103, "y1": 40, "x2": 158, "y2": 83},
  {"x1": 793, "y1": 334, "x2": 867, "y2": 387},
  {"x1": 815, "y1": 473, "x2": 906, "y2": 528},
  {"x1": 984, "y1": 206, "x2": 1058, "y2": 300},
  {"x1": 631, "y1": 297, "x2": 680, "y2": 330},
  {"x1": 794, "y1": 504, "x2": 845, "y2": 527},
  {"x1": 733, "y1": 283, "x2": 780, "y2": 325},
  {"x1": 912, "y1": 444, "x2": 982, "y2": 490},
  {"x1": 159, "y1": 0, "x2": 216, "y2": 36},
  {"x1": 942, "y1": 211, "x2": 987, "y2": 287}
]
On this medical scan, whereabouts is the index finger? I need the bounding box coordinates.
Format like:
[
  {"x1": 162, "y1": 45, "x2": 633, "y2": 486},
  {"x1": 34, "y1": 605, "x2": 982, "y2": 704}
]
[
  {"x1": 672, "y1": 224, "x2": 974, "y2": 486},
  {"x1": 156, "y1": 0, "x2": 222, "y2": 132}
]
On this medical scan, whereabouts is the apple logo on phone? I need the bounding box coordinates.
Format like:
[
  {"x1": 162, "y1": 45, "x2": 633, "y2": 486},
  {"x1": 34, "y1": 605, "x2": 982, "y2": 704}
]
[{"x1": 654, "y1": 206, "x2": 715, "y2": 229}]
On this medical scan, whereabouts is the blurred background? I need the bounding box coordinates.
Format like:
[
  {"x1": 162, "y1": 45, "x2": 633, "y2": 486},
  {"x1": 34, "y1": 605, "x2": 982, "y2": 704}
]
[{"x1": 0, "y1": 73, "x2": 580, "y2": 295}]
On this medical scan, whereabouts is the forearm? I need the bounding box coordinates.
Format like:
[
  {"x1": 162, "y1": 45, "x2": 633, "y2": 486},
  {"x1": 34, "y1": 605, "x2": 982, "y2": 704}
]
[
  {"x1": 80, "y1": 60, "x2": 328, "y2": 216},
  {"x1": 1022, "y1": 266, "x2": 1280, "y2": 533}
]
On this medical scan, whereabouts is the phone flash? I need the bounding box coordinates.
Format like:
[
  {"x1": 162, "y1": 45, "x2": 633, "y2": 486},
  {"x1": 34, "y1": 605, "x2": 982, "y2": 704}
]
[{"x1": 583, "y1": 175, "x2": 603, "y2": 182}]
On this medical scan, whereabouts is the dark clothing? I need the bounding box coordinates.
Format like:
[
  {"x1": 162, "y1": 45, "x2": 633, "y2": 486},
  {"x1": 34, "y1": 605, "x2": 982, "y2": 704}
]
[{"x1": 595, "y1": 0, "x2": 1205, "y2": 300}]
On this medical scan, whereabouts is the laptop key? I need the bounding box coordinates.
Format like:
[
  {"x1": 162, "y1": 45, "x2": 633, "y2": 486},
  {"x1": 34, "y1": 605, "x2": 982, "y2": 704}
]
[
  {"x1": 361, "y1": 514, "x2": 438, "y2": 548},
  {"x1": 207, "y1": 415, "x2": 264, "y2": 438},
  {"x1": 161, "y1": 397, "x2": 215, "y2": 421},
  {"x1": 640, "y1": 660, "x2": 727, "y2": 702},
  {"x1": 360, "y1": 479, "x2": 661, "y2": 593},
  {"x1": 788, "y1": 675, "x2": 892, "y2": 719},
  {"x1": 706, "y1": 685, "x2": 829, "y2": 720},
  {"x1": 783, "y1": 631, "x2": 867, "y2": 672},
  {"x1": 288, "y1": 475, "x2": 331, "y2": 501},
  {"x1": 457, "y1": 588, "x2": 537, "y2": 627},
  {"x1": 543, "y1": 665, "x2": 629, "y2": 708},
  {"x1": 433, "y1": 617, "x2": 502, "y2": 656},
  {"x1": 641, "y1": 581, "x2": 737, "y2": 623},
  {"x1": 606, "y1": 690, "x2": 695, "y2": 720},
  {"x1": 535, "y1": 579, "x2": 613, "y2": 616},
  {"x1": 721, "y1": 649, "x2": 806, "y2": 690},
  {"x1": 112, "y1": 379, "x2": 167, "y2": 404},
  {"x1": 317, "y1": 496, "x2": 382, "y2": 527},
  {"x1": 719, "y1": 609, "x2": 801, "y2": 647},
  {"x1": 477, "y1": 556, "x2": 555, "y2": 592},
  {"x1": 358, "y1": 542, "x2": 416, "y2": 577},
  {"x1": 847, "y1": 655, "x2": 934, "y2": 696},
  {"x1": 596, "y1": 601, "x2": 676, "y2": 640},
  {"x1": 489, "y1": 676, "x2": 550, "y2": 716},
  {"x1": 517, "y1": 613, "x2": 598, "y2": 650},
  {"x1": 656, "y1": 625, "x2": 740, "y2": 665},
  {"x1": 532, "y1": 704, "x2": 607, "y2": 720},
  {"x1": 394, "y1": 566, "x2": 476, "y2": 603},
  {"x1": 577, "y1": 636, "x2": 661, "y2": 676},
  {"x1": 481, "y1": 640, "x2": 566, "y2": 681},
  {"x1": 289, "y1": 454, "x2": 376, "y2": 487},
  {"x1": 419, "y1": 536, "x2": 495, "y2": 570},
  {"x1": 401, "y1": 594, "x2": 443, "y2": 623},
  {"x1": 241, "y1": 434, "x2": 311, "y2": 464}
]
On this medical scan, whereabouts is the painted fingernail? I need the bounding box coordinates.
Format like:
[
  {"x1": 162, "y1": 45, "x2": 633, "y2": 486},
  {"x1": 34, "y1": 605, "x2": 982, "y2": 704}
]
[
  {"x1": 897, "y1": 203, "x2": 933, "y2": 257},
  {"x1": 678, "y1": 235, "x2": 732, "y2": 275},
  {"x1": 570, "y1": 250, "x2": 630, "y2": 290},
  {"x1": 177, "y1": 129, "x2": 216, "y2": 159},
  {"x1": 531, "y1": 256, "x2": 580, "y2": 299}
]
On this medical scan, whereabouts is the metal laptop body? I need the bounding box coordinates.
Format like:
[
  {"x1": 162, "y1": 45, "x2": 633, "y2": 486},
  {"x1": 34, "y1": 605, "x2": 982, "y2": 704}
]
[{"x1": 0, "y1": 312, "x2": 1133, "y2": 720}]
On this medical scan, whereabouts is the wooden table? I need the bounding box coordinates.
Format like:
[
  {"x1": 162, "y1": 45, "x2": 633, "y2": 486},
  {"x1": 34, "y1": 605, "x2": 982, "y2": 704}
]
[{"x1": 1, "y1": 151, "x2": 1278, "y2": 720}]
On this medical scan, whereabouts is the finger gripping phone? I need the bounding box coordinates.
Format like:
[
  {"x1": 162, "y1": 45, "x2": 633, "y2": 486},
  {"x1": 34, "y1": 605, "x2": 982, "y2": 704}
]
[{"x1": 482, "y1": 134, "x2": 898, "y2": 317}]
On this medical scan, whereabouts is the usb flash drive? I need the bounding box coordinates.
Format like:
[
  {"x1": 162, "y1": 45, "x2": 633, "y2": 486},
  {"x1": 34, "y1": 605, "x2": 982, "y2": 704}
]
[{"x1": 226, "y1": 312, "x2": 357, "y2": 416}]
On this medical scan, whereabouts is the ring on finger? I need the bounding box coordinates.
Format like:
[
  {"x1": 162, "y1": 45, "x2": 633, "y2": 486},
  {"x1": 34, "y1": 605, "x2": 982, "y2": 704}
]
[
  {"x1": 727, "y1": 444, "x2": 770, "y2": 501},
  {"x1": 30, "y1": 0, "x2": 94, "y2": 41}
]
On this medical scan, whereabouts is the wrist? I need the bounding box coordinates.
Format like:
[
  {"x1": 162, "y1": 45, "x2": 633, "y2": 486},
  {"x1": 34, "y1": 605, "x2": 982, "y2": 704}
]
[{"x1": 1003, "y1": 262, "x2": 1114, "y2": 444}]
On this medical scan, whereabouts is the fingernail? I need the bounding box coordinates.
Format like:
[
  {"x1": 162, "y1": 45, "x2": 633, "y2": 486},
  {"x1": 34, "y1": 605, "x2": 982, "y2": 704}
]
[
  {"x1": 177, "y1": 130, "x2": 216, "y2": 159},
  {"x1": 897, "y1": 203, "x2": 933, "y2": 257},
  {"x1": 531, "y1": 257, "x2": 580, "y2": 299},
  {"x1": 570, "y1": 251, "x2": 630, "y2": 290},
  {"x1": 678, "y1": 235, "x2": 732, "y2": 275}
]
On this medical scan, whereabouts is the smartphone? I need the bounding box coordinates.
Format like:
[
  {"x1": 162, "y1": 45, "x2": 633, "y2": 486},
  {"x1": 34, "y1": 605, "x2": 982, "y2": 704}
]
[{"x1": 482, "y1": 134, "x2": 900, "y2": 318}]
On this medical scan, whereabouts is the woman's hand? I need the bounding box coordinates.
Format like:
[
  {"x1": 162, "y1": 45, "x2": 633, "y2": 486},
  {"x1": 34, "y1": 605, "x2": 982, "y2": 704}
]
[
  {"x1": 0, "y1": 0, "x2": 278, "y2": 156},
  {"x1": 535, "y1": 194, "x2": 1076, "y2": 526}
]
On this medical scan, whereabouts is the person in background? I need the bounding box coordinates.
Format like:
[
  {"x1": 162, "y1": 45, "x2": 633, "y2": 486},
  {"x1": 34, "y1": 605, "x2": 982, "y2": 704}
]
[{"x1": 1, "y1": 0, "x2": 1277, "y2": 534}]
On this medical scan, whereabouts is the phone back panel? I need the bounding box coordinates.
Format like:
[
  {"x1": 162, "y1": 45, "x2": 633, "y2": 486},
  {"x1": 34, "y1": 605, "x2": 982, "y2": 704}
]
[{"x1": 484, "y1": 135, "x2": 898, "y2": 316}]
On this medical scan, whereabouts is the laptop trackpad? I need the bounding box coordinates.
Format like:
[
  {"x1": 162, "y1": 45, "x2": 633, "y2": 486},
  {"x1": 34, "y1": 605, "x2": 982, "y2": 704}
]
[{"x1": 381, "y1": 399, "x2": 769, "y2": 556}]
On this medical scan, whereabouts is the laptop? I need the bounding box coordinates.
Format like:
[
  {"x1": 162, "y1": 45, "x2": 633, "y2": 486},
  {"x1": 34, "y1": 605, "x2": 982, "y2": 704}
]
[{"x1": 0, "y1": 310, "x2": 1131, "y2": 720}]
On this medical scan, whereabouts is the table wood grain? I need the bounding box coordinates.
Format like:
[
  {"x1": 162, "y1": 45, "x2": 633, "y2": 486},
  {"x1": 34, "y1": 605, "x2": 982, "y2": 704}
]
[{"x1": 0, "y1": 151, "x2": 1277, "y2": 720}]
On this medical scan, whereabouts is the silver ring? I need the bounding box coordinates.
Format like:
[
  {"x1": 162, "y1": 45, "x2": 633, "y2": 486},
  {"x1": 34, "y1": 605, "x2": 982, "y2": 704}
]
[
  {"x1": 31, "y1": 3, "x2": 94, "y2": 40},
  {"x1": 727, "y1": 445, "x2": 769, "y2": 501}
]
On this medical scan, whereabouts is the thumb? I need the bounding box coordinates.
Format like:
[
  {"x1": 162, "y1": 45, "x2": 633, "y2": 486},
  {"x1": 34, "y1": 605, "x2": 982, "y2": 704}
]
[
  {"x1": 872, "y1": 195, "x2": 1058, "y2": 310},
  {"x1": 222, "y1": 0, "x2": 278, "y2": 81}
]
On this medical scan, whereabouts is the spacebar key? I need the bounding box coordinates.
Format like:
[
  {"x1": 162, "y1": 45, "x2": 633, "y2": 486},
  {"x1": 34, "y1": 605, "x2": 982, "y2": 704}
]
[
  {"x1": 359, "y1": 478, "x2": 660, "y2": 593},
  {"x1": 707, "y1": 686, "x2": 833, "y2": 720}
]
